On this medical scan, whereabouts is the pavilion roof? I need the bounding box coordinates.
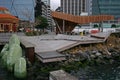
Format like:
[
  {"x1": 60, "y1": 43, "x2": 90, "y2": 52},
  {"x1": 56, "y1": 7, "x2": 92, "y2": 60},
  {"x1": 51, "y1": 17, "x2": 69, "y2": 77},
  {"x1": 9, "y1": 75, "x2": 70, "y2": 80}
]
[
  {"x1": 0, "y1": 7, "x2": 8, "y2": 10},
  {"x1": 0, "y1": 7, "x2": 19, "y2": 23},
  {"x1": 0, "y1": 14, "x2": 18, "y2": 20},
  {"x1": 0, "y1": 14, "x2": 19, "y2": 23}
]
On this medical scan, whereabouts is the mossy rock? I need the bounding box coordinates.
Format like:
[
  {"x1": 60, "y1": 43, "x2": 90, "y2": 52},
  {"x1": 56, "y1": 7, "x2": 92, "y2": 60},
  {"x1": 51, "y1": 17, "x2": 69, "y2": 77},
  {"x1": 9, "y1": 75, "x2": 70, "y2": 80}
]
[
  {"x1": 7, "y1": 44, "x2": 22, "y2": 72},
  {"x1": 0, "y1": 44, "x2": 9, "y2": 58},
  {"x1": 14, "y1": 57, "x2": 27, "y2": 78}
]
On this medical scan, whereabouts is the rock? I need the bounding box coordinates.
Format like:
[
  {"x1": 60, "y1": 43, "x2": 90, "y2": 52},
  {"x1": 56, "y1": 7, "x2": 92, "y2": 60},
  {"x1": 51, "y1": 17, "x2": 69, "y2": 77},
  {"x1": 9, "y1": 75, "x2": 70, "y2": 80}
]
[
  {"x1": 95, "y1": 52, "x2": 102, "y2": 56},
  {"x1": 108, "y1": 48, "x2": 116, "y2": 53},
  {"x1": 14, "y1": 57, "x2": 27, "y2": 78},
  {"x1": 98, "y1": 50, "x2": 103, "y2": 54},
  {"x1": 91, "y1": 50, "x2": 97, "y2": 54},
  {"x1": 84, "y1": 51, "x2": 91, "y2": 56},
  {"x1": 103, "y1": 55, "x2": 111, "y2": 60},
  {"x1": 78, "y1": 53, "x2": 87, "y2": 61},
  {"x1": 90, "y1": 54, "x2": 96, "y2": 59},
  {"x1": 0, "y1": 44, "x2": 9, "y2": 58}
]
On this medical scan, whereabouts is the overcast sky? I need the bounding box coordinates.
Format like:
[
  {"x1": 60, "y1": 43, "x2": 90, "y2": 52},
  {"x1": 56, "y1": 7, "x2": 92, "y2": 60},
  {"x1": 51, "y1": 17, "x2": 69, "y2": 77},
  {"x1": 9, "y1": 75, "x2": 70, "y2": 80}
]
[{"x1": 50, "y1": 0, "x2": 60, "y2": 10}]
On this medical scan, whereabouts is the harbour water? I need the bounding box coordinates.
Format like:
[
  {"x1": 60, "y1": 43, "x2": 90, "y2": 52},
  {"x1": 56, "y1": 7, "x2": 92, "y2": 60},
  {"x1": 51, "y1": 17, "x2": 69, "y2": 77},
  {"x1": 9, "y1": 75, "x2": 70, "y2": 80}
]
[
  {"x1": 1, "y1": 46, "x2": 120, "y2": 80},
  {"x1": 1, "y1": 61, "x2": 120, "y2": 80},
  {"x1": 71, "y1": 62, "x2": 120, "y2": 80}
]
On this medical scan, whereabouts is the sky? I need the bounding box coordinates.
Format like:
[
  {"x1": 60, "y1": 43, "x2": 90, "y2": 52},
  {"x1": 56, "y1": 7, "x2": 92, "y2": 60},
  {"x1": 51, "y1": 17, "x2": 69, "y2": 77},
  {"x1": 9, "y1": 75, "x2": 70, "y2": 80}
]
[{"x1": 50, "y1": 0, "x2": 60, "y2": 10}]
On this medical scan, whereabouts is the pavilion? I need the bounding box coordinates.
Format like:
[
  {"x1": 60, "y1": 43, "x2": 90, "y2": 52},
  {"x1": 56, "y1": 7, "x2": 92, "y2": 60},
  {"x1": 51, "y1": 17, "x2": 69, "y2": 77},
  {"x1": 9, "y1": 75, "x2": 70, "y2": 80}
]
[{"x1": 0, "y1": 7, "x2": 19, "y2": 32}]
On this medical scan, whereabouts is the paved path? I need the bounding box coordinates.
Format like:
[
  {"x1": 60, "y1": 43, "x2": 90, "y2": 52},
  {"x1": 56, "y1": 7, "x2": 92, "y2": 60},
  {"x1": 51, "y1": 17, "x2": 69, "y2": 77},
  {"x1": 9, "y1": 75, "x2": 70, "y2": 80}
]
[
  {"x1": 0, "y1": 32, "x2": 25, "y2": 45},
  {"x1": 19, "y1": 32, "x2": 110, "y2": 53}
]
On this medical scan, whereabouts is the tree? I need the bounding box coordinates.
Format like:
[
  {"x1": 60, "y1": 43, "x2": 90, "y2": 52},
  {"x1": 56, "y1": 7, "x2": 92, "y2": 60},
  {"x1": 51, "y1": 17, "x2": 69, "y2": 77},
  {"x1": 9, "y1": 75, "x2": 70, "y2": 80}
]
[
  {"x1": 35, "y1": 16, "x2": 48, "y2": 32},
  {"x1": 111, "y1": 24, "x2": 116, "y2": 28},
  {"x1": 93, "y1": 24, "x2": 99, "y2": 28}
]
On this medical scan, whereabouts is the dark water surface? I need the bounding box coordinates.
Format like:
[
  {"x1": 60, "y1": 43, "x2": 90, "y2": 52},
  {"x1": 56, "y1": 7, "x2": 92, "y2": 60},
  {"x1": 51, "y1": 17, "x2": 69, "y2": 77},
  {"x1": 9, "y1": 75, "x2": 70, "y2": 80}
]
[
  {"x1": 71, "y1": 62, "x2": 120, "y2": 80},
  {"x1": 1, "y1": 62, "x2": 120, "y2": 80},
  {"x1": 1, "y1": 46, "x2": 120, "y2": 80}
]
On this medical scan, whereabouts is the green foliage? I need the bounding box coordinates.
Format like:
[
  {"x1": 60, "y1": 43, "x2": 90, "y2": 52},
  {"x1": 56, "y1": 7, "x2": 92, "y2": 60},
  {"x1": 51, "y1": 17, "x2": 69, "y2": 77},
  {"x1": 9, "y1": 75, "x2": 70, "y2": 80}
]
[
  {"x1": 93, "y1": 24, "x2": 99, "y2": 28},
  {"x1": 111, "y1": 24, "x2": 117, "y2": 28},
  {"x1": 25, "y1": 31, "x2": 41, "y2": 36},
  {"x1": 35, "y1": 16, "x2": 49, "y2": 30},
  {"x1": 61, "y1": 61, "x2": 83, "y2": 72},
  {"x1": 25, "y1": 32, "x2": 34, "y2": 36},
  {"x1": 116, "y1": 24, "x2": 120, "y2": 28}
]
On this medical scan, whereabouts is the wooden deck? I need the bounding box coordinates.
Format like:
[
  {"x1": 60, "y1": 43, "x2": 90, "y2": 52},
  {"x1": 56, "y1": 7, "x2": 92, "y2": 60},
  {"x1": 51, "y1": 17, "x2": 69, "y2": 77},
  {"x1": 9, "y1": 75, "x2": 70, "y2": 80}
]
[
  {"x1": 19, "y1": 32, "x2": 111, "y2": 63},
  {"x1": 36, "y1": 51, "x2": 66, "y2": 63},
  {"x1": 0, "y1": 32, "x2": 118, "y2": 63}
]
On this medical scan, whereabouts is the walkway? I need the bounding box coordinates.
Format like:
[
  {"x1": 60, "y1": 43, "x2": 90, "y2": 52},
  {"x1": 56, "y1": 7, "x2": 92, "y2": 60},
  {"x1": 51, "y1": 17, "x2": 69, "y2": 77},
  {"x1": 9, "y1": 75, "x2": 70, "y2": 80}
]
[
  {"x1": 19, "y1": 32, "x2": 110, "y2": 63},
  {"x1": 0, "y1": 32, "x2": 25, "y2": 45}
]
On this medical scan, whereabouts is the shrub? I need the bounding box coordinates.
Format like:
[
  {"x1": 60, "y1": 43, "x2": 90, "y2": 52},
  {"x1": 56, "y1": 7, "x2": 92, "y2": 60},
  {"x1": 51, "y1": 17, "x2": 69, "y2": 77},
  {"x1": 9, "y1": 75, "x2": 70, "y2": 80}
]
[
  {"x1": 111, "y1": 24, "x2": 116, "y2": 28},
  {"x1": 93, "y1": 24, "x2": 99, "y2": 28}
]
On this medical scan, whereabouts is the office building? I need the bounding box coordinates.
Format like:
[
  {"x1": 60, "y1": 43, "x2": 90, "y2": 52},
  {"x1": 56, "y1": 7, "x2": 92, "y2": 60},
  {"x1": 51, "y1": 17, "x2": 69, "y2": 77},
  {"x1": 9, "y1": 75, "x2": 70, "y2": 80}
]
[
  {"x1": 42, "y1": 0, "x2": 50, "y2": 5},
  {"x1": 61, "y1": 0, "x2": 120, "y2": 19},
  {"x1": 92, "y1": 0, "x2": 120, "y2": 20},
  {"x1": 61, "y1": 0, "x2": 89, "y2": 16},
  {"x1": 0, "y1": 0, "x2": 35, "y2": 22},
  {"x1": 35, "y1": 0, "x2": 52, "y2": 27},
  {"x1": 35, "y1": 0, "x2": 47, "y2": 17}
]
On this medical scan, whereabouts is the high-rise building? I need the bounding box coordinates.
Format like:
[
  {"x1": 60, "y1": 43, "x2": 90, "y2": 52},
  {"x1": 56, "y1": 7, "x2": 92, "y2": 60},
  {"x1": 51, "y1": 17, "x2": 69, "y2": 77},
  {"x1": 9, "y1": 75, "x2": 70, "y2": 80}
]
[
  {"x1": 0, "y1": 0, "x2": 35, "y2": 22},
  {"x1": 61, "y1": 0, "x2": 89, "y2": 16},
  {"x1": 91, "y1": 0, "x2": 120, "y2": 20},
  {"x1": 35, "y1": 0, "x2": 47, "y2": 18},
  {"x1": 41, "y1": 0, "x2": 50, "y2": 5},
  {"x1": 61, "y1": 0, "x2": 120, "y2": 20},
  {"x1": 35, "y1": 0, "x2": 52, "y2": 27}
]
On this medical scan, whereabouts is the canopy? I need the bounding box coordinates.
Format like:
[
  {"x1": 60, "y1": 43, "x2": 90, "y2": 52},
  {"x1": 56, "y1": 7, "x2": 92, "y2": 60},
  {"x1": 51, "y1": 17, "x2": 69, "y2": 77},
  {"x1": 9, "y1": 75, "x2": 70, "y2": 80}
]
[
  {"x1": 0, "y1": 14, "x2": 19, "y2": 23},
  {"x1": 0, "y1": 7, "x2": 19, "y2": 23}
]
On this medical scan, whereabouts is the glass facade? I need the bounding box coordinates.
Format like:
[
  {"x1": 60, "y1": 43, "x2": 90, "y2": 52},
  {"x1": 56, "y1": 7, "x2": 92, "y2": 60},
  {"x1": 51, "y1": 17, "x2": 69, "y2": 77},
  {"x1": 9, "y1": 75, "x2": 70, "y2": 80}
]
[
  {"x1": 0, "y1": 0, "x2": 35, "y2": 22},
  {"x1": 92, "y1": 0, "x2": 120, "y2": 19},
  {"x1": 61, "y1": 0, "x2": 90, "y2": 16},
  {"x1": 61, "y1": 0, "x2": 82, "y2": 16}
]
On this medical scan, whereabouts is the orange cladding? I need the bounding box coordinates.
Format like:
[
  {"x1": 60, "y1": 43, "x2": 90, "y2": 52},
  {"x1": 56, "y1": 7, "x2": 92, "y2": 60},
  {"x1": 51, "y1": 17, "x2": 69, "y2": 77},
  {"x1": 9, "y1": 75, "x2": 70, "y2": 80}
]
[{"x1": 51, "y1": 11, "x2": 114, "y2": 24}]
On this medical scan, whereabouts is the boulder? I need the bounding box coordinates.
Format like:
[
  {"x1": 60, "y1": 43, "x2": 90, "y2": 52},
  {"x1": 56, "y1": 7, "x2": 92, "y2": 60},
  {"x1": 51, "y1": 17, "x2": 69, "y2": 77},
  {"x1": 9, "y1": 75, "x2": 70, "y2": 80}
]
[
  {"x1": 7, "y1": 44, "x2": 22, "y2": 72},
  {"x1": 14, "y1": 57, "x2": 27, "y2": 78},
  {"x1": 0, "y1": 44, "x2": 9, "y2": 58},
  {"x1": 9, "y1": 34, "x2": 20, "y2": 47}
]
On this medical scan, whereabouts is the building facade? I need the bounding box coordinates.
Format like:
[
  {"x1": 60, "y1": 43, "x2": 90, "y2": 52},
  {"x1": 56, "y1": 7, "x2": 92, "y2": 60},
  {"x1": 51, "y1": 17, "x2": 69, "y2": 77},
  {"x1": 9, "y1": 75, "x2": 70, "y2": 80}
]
[
  {"x1": 61, "y1": 0, "x2": 89, "y2": 16},
  {"x1": 0, "y1": 0, "x2": 35, "y2": 22},
  {"x1": 42, "y1": 0, "x2": 52, "y2": 27},
  {"x1": 92, "y1": 0, "x2": 120, "y2": 20},
  {"x1": 41, "y1": 0, "x2": 50, "y2": 5},
  {"x1": 0, "y1": 7, "x2": 19, "y2": 32},
  {"x1": 61, "y1": 0, "x2": 120, "y2": 20},
  {"x1": 35, "y1": 0, "x2": 52, "y2": 27}
]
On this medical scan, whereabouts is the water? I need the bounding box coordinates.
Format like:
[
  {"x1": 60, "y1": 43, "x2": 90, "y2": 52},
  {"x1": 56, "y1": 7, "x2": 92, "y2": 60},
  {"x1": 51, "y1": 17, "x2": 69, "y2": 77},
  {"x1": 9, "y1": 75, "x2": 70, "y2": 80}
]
[
  {"x1": 0, "y1": 64, "x2": 15, "y2": 80},
  {"x1": 72, "y1": 62, "x2": 120, "y2": 80},
  {"x1": 1, "y1": 62, "x2": 120, "y2": 80},
  {"x1": 1, "y1": 46, "x2": 120, "y2": 80}
]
